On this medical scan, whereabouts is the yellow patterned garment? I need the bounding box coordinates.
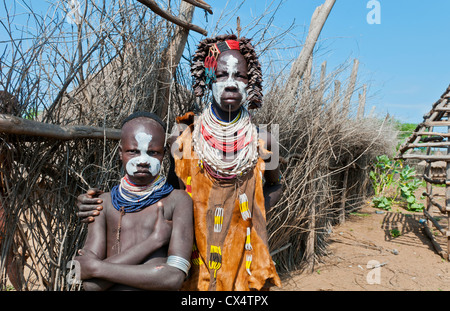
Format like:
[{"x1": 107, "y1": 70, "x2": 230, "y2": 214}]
[{"x1": 173, "y1": 122, "x2": 281, "y2": 291}]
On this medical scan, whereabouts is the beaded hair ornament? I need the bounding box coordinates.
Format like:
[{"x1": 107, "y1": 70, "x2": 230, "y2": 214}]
[
  {"x1": 204, "y1": 40, "x2": 241, "y2": 85},
  {"x1": 191, "y1": 34, "x2": 263, "y2": 109}
]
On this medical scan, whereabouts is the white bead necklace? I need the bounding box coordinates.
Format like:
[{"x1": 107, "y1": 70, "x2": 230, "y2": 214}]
[{"x1": 193, "y1": 104, "x2": 258, "y2": 178}]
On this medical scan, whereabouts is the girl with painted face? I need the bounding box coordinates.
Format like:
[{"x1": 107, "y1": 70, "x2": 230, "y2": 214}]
[
  {"x1": 211, "y1": 49, "x2": 249, "y2": 121},
  {"x1": 170, "y1": 35, "x2": 282, "y2": 291}
]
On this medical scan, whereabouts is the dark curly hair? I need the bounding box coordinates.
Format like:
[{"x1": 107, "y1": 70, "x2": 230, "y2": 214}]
[{"x1": 191, "y1": 34, "x2": 263, "y2": 109}]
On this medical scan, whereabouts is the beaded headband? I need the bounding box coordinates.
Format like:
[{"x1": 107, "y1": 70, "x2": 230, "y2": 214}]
[{"x1": 205, "y1": 40, "x2": 240, "y2": 85}]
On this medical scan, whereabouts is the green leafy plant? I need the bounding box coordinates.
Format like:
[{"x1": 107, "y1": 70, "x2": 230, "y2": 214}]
[
  {"x1": 369, "y1": 155, "x2": 401, "y2": 197},
  {"x1": 370, "y1": 156, "x2": 424, "y2": 212},
  {"x1": 371, "y1": 196, "x2": 393, "y2": 210},
  {"x1": 390, "y1": 228, "x2": 401, "y2": 238},
  {"x1": 397, "y1": 165, "x2": 424, "y2": 212}
]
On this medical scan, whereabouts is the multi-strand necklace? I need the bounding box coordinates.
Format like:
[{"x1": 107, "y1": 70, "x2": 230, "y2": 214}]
[
  {"x1": 193, "y1": 104, "x2": 258, "y2": 179},
  {"x1": 111, "y1": 174, "x2": 173, "y2": 213}
]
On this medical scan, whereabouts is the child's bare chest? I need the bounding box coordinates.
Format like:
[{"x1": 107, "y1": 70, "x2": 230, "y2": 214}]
[{"x1": 105, "y1": 200, "x2": 171, "y2": 253}]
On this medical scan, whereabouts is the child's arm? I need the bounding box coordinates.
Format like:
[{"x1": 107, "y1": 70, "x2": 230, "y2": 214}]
[
  {"x1": 165, "y1": 189, "x2": 194, "y2": 270},
  {"x1": 75, "y1": 193, "x2": 108, "y2": 290},
  {"x1": 80, "y1": 194, "x2": 108, "y2": 258}
]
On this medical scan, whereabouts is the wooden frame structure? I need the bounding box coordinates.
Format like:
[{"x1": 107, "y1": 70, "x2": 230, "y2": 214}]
[{"x1": 396, "y1": 84, "x2": 450, "y2": 261}]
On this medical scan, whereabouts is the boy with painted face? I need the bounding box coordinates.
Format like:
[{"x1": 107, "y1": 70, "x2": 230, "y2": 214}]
[{"x1": 75, "y1": 112, "x2": 193, "y2": 291}]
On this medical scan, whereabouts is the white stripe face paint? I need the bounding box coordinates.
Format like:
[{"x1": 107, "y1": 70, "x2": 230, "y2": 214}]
[
  {"x1": 212, "y1": 54, "x2": 248, "y2": 106},
  {"x1": 125, "y1": 132, "x2": 161, "y2": 176}
]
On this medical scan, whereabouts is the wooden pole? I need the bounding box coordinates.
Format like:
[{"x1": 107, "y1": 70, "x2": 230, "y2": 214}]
[
  {"x1": 342, "y1": 59, "x2": 359, "y2": 118},
  {"x1": 316, "y1": 61, "x2": 327, "y2": 101},
  {"x1": 447, "y1": 125, "x2": 450, "y2": 260},
  {"x1": 0, "y1": 114, "x2": 121, "y2": 140},
  {"x1": 305, "y1": 202, "x2": 316, "y2": 272},
  {"x1": 339, "y1": 167, "x2": 349, "y2": 223},
  {"x1": 303, "y1": 56, "x2": 313, "y2": 91},
  {"x1": 331, "y1": 80, "x2": 341, "y2": 114},
  {"x1": 422, "y1": 222, "x2": 446, "y2": 259},
  {"x1": 424, "y1": 142, "x2": 433, "y2": 229},
  {"x1": 399, "y1": 154, "x2": 450, "y2": 161},
  {"x1": 357, "y1": 84, "x2": 366, "y2": 119},
  {"x1": 285, "y1": 0, "x2": 336, "y2": 100},
  {"x1": 156, "y1": 1, "x2": 196, "y2": 119}
]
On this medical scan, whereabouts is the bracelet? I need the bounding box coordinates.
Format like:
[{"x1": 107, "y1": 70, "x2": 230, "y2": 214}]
[{"x1": 166, "y1": 255, "x2": 191, "y2": 276}]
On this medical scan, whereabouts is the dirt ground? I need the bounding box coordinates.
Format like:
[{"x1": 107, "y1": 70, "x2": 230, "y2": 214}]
[{"x1": 275, "y1": 187, "x2": 450, "y2": 291}]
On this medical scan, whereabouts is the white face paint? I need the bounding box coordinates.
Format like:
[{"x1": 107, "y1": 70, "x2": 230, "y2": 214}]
[
  {"x1": 212, "y1": 54, "x2": 248, "y2": 106},
  {"x1": 125, "y1": 132, "x2": 161, "y2": 177}
]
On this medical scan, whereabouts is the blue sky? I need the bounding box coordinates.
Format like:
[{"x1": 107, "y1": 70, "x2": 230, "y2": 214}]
[{"x1": 193, "y1": 0, "x2": 450, "y2": 124}]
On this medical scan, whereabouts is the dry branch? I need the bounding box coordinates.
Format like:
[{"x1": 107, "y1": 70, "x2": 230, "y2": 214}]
[
  {"x1": 423, "y1": 209, "x2": 446, "y2": 235},
  {"x1": 136, "y1": 0, "x2": 208, "y2": 35},
  {"x1": 422, "y1": 222, "x2": 447, "y2": 259},
  {"x1": 422, "y1": 192, "x2": 447, "y2": 213},
  {"x1": 182, "y1": 0, "x2": 213, "y2": 14},
  {"x1": 422, "y1": 174, "x2": 450, "y2": 186},
  {"x1": 0, "y1": 114, "x2": 121, "y2": 140}
]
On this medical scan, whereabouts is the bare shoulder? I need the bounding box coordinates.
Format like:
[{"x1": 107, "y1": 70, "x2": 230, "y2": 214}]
[
  {"x1": 98, "y1": 192, "x2": 112, "y2": 213},
  {"x1": 98, "y1": 192, "x2": 111, "y2": 204},
  {"x1": 164, "y1": 189, "x2": 193, "y2": 223},
  {"x1": 168, "y1": 189, "x2": 192, "y2": 207}
]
